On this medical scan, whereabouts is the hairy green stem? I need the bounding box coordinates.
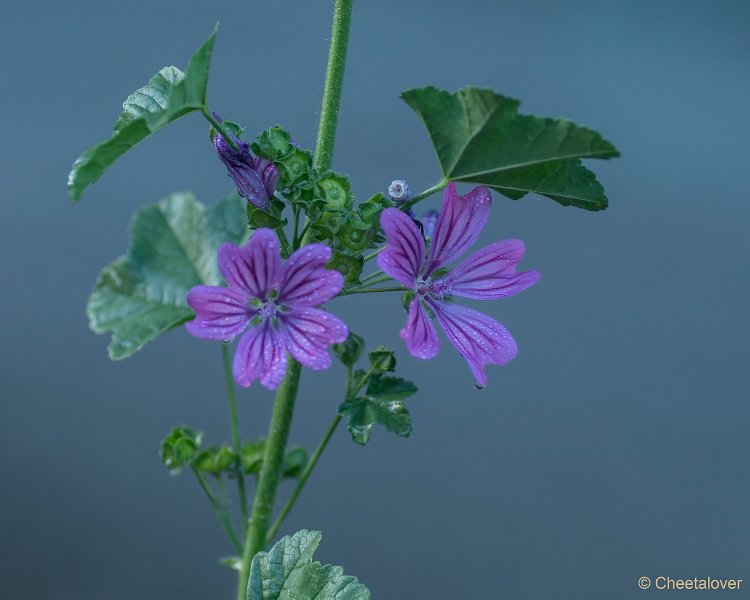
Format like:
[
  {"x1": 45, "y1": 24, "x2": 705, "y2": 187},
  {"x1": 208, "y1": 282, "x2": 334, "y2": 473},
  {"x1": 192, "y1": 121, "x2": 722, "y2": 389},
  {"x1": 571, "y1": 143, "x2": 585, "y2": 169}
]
[
  {"x1": 201, "y1": 107, "x2": 240, "y2": 151},
  {"x1": 222, "y1": 344, "x2": 249, "y2": 534},
  {"x1": 238, "y1": 360, "x2": 301, "y2": 600},
  {"x1": 266, "y1": 413, "x2": 342, "y2": 545},
  {"x1": 362, "y1": 246, "x2": 385, "y2": 263},
  {"x1": 403, "y1": 179, "x2": 448, "y2": 209},
  {"x1": 313, "y1": 0, "x2": 353, "y2": 173},
  {"x1": 236, "y1": 3, "x2": 354, "y2": 598}
]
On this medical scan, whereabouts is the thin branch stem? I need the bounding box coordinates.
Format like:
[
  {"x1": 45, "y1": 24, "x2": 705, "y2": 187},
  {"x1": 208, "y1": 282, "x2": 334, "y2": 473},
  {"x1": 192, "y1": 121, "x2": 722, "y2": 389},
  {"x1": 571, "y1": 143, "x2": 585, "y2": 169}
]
[
  {"x1": 403, "y1": 179, "x2": 448, "y2": 209},
  {"x1": 222, "y1": 344, "x2": 248, "y2": 535},
  {"x1": 337, "y1": 286, "x2": 406, "y2": 297},
  {"x1": 191, "y1": 467, "x2": 242, "y2": 553},
  {"x1": 358, "y1": 269, "x2": 384, "y2": 285},
  {"x1": 201, "y1": 107, "x2": 240, "y2": 151},
  {"x1": 362, "y1": 246, "x2": 385, "y2": 263}
]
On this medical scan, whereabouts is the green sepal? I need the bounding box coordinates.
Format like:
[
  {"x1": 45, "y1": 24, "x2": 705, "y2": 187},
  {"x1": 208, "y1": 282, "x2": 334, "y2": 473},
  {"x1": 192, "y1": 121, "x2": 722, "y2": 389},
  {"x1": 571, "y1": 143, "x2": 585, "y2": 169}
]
[
  {"x1": 401, "y1": 85, "x2": 619, "y2": 210},
  {"x1": 357, "y1": 193, "x2": 393, "y2": 228},
  {"x1": 251, "y1": 125, "x2": 295, "y2": 161},
  {"x1": 331, "y1": 332, "x2": 366, "y2": 367},
  {"x1": 247, "y1": 197, "x2": 287, "y2": 230},
  {"x1": 194, "y1": 445, "x2": 236, "y2": 474},
  {"x1": 277, "y1": 148, "x2": 313, "y2": 187},
  {"x1": 318, "y1": 172, "x2": 354, "y2": 210},
  {"x1": 68, "y1": 27, "x2": 219, "y2": 202},
  {"x1": 209, "y1": 118, "x2": 244, "y2": 143},
  {"x1": 160, "y1": 425, "x2": 203, "y2": 473},
  {"x1": 327, "y1": 252, "x2": 364, "y2": 285},
  {"x1": 368, "y1": 345, "x2": 396, "y2": 372},
  {"x1": 247, "y1": 529, "x2": 370, "y2": 600},
  {"x1": 338, "y1": 217, "x2": 375, "y2": 252},
  {"x1": 241, "y1": 438, "x2": 308, "y2": 479}
]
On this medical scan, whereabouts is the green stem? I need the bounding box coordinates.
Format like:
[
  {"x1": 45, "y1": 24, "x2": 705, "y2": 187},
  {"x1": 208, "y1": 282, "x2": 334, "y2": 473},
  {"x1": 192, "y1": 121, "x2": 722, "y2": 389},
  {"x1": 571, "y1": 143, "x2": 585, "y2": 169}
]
[
  {"x1": 313, "y1": 0, "x2": 353, "y2": 173},
  {"x1": 222, "y1": 344, "x2": 249, "y2": 535},
  {"x1": 236, "y1": 2, "x2": 354, "y2": 597},
  {"x1": 359, "y1": 269, "x2": 384, "y2": 285},
  {"x1": 403, "y1": 179, "x2": 448, "y2": 209},
  {"x1": 362, "y1": 246, "x2": 385, "y2": 263},
  {"x1": 266, "y1": 413, "x2": 342, "y2": 545},
  {"x1": 192, "y1": 467, "x2": 242, "y2": 553},
  {"x1": 201, "y1": 107, "x2": 240, "y2": 151},
  {"x1": 292, "y1": 206, "x2": 301, "y2": 249},
  {"x1": 338, "y1": 286, "x2": 406, "y2": 296},
  {"x1": 237, "y1": 360, "x2": 302, "y2": 600}
]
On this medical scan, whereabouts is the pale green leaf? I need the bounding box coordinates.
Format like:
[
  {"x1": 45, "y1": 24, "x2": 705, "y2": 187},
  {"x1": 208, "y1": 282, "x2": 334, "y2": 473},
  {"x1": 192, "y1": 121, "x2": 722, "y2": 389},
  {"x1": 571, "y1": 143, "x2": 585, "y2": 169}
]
[
  {"x1": 402, "y1": 86, "x2": 619, "y2": 210},
  {"x1": 68, "y1": 27, "x2": 218, "y2": 202},
  {"x1": 87, "y1": 192, "x2": 248, "y2": 359},
  {"x1": 248, "y1": 530, "x2": 370, "y2": 600}
]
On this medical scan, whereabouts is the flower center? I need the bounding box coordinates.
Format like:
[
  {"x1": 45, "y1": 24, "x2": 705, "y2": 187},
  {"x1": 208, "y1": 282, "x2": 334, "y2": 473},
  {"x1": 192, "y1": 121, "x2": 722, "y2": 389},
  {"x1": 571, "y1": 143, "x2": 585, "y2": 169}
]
[
  {"x1": 258, "y1": 300, "x2": 278, "y2": 321},
  {"x1": 416, "y1": 277, "x2": 448, "y2": 299}
]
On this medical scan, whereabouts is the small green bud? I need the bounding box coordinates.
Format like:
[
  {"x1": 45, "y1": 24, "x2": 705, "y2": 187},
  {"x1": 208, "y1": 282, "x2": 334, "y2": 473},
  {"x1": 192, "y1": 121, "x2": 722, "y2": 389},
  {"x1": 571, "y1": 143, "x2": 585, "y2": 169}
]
[
  {"x1": 332, "y1": 332, "x2": 366, "y2": 367},
  {"x1": 327, "y1": 252, "x2": 364, "y2": 285},
  {"x1": 368, "y1": 345, "x2": 397, "y2": 372},
  {"x1": 160, "y1": 425, "x2": 202, "y2": 473}
]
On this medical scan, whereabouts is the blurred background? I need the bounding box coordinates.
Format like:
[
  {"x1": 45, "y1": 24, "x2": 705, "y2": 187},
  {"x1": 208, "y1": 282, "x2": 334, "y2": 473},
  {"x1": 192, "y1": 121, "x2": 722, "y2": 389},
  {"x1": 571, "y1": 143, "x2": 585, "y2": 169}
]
[{"x1": 1, "y1": 0, "x2": 748, "y2": 598}]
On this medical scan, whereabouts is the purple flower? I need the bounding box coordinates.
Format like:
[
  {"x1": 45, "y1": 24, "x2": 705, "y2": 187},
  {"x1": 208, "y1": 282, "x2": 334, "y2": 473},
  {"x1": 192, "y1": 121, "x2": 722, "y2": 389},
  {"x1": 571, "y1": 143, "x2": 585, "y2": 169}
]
[
  {"x1": 377, "y1": 183, "x2": 540, "y2": 387},
  {"x1": 212, "y1": 118, "x2": 279, "y2": 210},
  {"x1": 419, "y1": 209, "x2": 439, "y2": 238},
  {"x1": 186, "y1": 229, "x2": 348, "y2": 389}
]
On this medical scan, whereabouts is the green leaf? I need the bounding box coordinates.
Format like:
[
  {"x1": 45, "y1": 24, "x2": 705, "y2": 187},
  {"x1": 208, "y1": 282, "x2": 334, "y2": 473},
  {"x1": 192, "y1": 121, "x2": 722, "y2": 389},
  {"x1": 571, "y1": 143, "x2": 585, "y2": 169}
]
[
  {"x1": 68, "y1": 27, "x2": 218, "y2": 202},
  {"x1": 332, "y1": 332, "x2": 366, "y2": 367},
  {"x1": 338, "y1": 374, "x2": 417, "y2": 444},
  {"x1": 87, "y1": 192, "x2": 249, "y2": 359},
  {"x1": 401, "y1": 86, "x2": 619, "y2": 210},
  {"x1": 248, "y1": 529, "x2": 370, "y2": 600},
  {"x1": 283, "y1": 447, "x2": 309, "y2": 478}
]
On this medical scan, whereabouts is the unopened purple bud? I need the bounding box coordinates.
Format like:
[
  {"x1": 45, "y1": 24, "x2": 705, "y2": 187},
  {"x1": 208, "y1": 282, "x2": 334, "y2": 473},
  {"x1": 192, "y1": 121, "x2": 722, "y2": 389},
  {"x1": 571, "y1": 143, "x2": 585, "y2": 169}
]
[
  {"x1": 388, "y1": 180, "x2": 411, "y2": 205},
  {"x1": 254, "y1": 158, "x2": 280, "y2": 201},
  {"x1": 420, "y1": 209, "x2": 439, "y2": 238}
]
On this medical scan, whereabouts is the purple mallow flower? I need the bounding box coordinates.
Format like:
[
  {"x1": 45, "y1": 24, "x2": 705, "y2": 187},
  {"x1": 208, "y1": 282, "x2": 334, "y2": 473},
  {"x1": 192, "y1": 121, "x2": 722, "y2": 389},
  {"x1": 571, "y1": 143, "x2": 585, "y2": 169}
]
[
  {"x1": 185, "y1": 229, "x2": 348, "y2": 389},
  {"x1": 419, "y1": 209, "x2": 439, "y2": 238},
  {"x1": 213, "y1": 117, "x2": 279, "y2": 210},
  {"x1": 377, "y1": 183, "x2": 540, "y2": 387}
]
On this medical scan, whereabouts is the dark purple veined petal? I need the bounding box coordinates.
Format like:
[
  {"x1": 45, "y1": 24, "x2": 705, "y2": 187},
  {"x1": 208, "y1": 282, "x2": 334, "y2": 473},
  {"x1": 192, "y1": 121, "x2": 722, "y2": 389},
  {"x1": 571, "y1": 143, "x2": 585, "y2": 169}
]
[
  {"x1": 400, "y1": 298, "x2": 439, "y2": 359},
  {"x1": 185, "y1": 285, "x2": 253, "y2": 340},
  {"x1": 255, "y1": 157, "x2": 280, "y2": 201},
  {"x1": 232, "y1": 323, "x2": 287, "y2": 389},
  {"x1": 441, "y1": 239, "x2": 541, "y2": 300},
  {"x1": 217, "y1": 230, "x2": 282, "y2": 300},
  {"x1": 229, "y1": 162, "x2": 271, "y2": 209},
  {"x1": 277, "y1": 244, "x2": 344, "y2": 308},
  {"x1": 423, "y1": 183, "x2": 492, "y2": 276},
  {"x1": 428, "y1": 300, "x2": 517, "y2": 387},
  {"x1": 377, "y1": 208, "x2": 425, "y2": 287},
  {"x1": 278, "y1": 307, "x2": 349, "y2": 370}
]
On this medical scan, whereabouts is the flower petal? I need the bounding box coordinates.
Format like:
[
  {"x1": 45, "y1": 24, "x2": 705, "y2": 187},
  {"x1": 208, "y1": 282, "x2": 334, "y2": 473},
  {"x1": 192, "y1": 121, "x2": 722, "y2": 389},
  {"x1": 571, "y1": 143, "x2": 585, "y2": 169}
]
[
  {"x1": 442, "y1": 240, "x2": 541, "y2": 299},
  {"x1": 400, "y1": 298, "x2": 439, "y2": 359},
  {"x1": 255, "y1": 157, "x2": 280, "y2": 200},
  {"x1": 424, "y1": 183, "x2": 492, "y2": 276},
  {"x1": 218, "y1": 229, "x2": 281, "y2": 299},
  {"x1": 185, "y1": 285, "x2": 253, "y2": 340},
  {"x1": 232, "y1": 323, "x2": 287, "y2": 389},
  {"x1": 377, "y1": 208, "x2": 425, "y2": 287},
  {"x1": 278, "y1": 308, "x2": 348, "y2": 370},
  {"x1": 429, "y1": 300, "x2": 517, "y2": 387},
  {"x1": 277, "y1": 244, "x2": 344, "y2": 308}
]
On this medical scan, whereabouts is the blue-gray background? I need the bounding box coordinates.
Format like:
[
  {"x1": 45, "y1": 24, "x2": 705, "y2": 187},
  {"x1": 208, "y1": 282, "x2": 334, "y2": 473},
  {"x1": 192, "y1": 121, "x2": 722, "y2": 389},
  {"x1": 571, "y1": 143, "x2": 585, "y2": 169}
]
[{"x1": 1, "y1": 1, "x2": 748, "y2": 598}]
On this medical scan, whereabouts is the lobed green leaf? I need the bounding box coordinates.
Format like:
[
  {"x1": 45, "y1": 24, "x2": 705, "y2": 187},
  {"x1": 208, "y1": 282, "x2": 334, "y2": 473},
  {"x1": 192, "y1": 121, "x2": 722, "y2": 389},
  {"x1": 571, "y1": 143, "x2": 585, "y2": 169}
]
[
  {"x1": 401, "y1": 86, "x2": 619, "y2": 210},
  {"x1": 87, "y1": 192, "x2": 249, "y2": 359},
  {"x1": 68, "y1": 27, "x2": 218, "y2": 201},
  {"x1": 248, "y1": 529, "x2": 370, "y2": 600}
]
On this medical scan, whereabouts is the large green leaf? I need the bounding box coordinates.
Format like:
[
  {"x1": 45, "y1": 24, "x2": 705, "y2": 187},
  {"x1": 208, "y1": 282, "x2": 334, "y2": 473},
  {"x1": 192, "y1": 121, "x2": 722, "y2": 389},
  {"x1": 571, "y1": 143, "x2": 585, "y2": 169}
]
[
  {"x1": 338, "y1": 374, "x2": 417, "y2": 445},
  {"x1": 248, "y1": 530, "x2": 370, "y2": 600},
  {"x1": 401, "y1": 86, "x2": 619, "y2": 210},
  {"x1": 68, "y1": 27, "x2": 218, "y2": 202},
  {"x1": 87, "y1": 192, "x2": 248, "y2": 359}
]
